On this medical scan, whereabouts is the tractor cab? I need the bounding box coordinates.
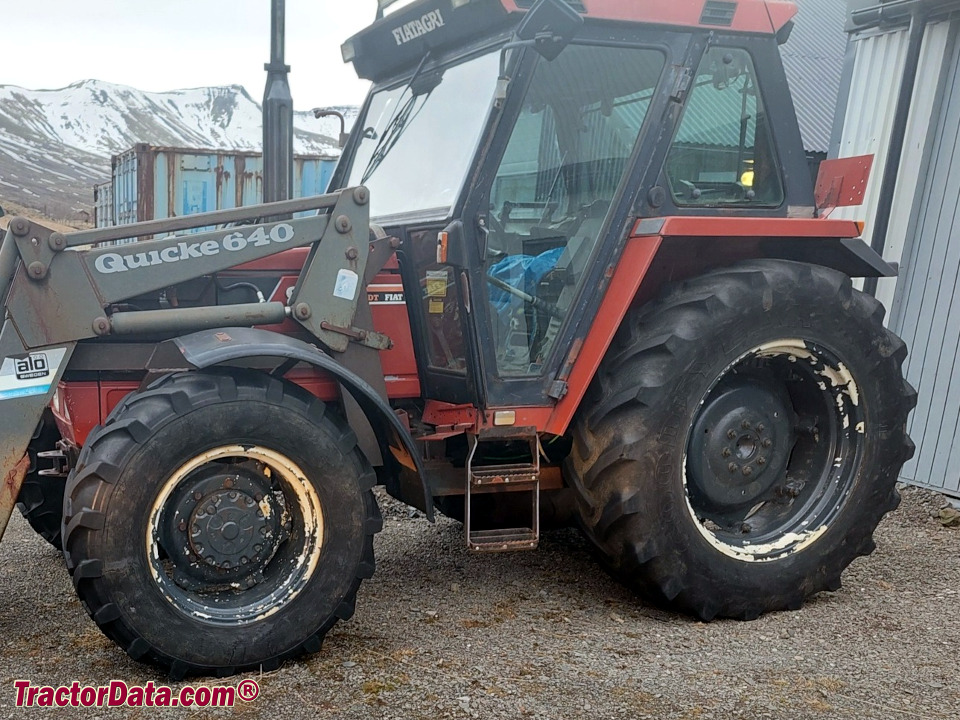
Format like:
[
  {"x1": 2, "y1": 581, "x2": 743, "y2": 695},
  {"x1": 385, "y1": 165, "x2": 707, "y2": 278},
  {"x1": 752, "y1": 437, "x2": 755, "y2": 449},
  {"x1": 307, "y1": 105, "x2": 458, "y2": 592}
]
[
  {"x1": 331, "y1": 0, "x2": 813, "y2": 411},
  {"x1": 0, "y1": 0, "x2": 914, "y2": 678}
]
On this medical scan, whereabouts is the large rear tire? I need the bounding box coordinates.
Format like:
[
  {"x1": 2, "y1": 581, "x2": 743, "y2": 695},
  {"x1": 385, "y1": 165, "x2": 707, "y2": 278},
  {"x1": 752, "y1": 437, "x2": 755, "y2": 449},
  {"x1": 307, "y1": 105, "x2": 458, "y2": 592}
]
[
  {"x1": 63, "y1": 370, "x2": 381, "y2": 677},
  {"x1": 16, "y1": 411, "x2": 65, "y2": 550},
  {"x1": 568, "y1": 260, "x2": 916, "y2": 620}
]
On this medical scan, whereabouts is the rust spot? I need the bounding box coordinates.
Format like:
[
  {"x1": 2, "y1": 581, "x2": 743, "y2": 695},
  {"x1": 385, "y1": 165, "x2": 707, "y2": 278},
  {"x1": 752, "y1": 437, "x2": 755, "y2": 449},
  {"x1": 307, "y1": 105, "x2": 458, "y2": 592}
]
[{"x1": 4, "y1": 454, "x2": 30, "y2": 491}]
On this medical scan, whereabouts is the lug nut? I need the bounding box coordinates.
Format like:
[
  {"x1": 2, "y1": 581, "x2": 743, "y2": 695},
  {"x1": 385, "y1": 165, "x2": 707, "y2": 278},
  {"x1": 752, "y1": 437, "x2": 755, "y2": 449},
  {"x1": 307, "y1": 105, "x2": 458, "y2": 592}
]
[
  {"x1": 223, "y1": 478, "x2": 234, "y2": 489},
  {"x1": 178, "y1": 521, "x2": 187, "y2": 532},
  {"x1": 762, "y1": 439, "x2": 773, "y2": 448},
  {"x1": 722, "y1": 448, "x2": 731, "y2": 458},
  {"x1": 728, "y1": 462, "x2": 739, "y2": 473},
  {"x1": 193, "y1": 491, "x2": 203, "y2": 501},
  {"x1": 757, "y1": 457, "x2": 766, "y2": 466},
  {"x1": 727, "y1": 429, "x2": 737, "y2": 440},
  {"x1": 742, "y1": 420, "x2": 751, "y2": 429},
  {"x1": 742, "y1": 466, "x2": 753, "y2": 477},
  {"x1": 740, "y1": 523, "x2": 752, "y2": 534},
  {"x1": 756, "y1": 423, "x2": 765, "y2": 433}
]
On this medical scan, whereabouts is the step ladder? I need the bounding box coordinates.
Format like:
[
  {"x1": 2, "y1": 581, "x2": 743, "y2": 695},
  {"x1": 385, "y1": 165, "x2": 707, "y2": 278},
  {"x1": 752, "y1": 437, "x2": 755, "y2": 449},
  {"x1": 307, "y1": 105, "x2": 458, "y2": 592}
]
[{"x1": 465, "y1": 433, "x2": 540, "y2": 553}]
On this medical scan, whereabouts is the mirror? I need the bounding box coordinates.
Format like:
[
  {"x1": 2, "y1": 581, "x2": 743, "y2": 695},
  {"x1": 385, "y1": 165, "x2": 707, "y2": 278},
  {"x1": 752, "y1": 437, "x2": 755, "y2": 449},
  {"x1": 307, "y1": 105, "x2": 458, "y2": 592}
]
[{"x1": 515, "y1": 0, "x2": 583, "y2": 61}]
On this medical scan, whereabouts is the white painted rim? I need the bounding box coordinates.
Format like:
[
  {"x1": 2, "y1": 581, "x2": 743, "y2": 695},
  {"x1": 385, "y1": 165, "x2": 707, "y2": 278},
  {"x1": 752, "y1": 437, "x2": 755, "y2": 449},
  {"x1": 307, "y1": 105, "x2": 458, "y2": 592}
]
[
  {"x1": 146, "y1": 445, "x2": 325, "y2": 623},
  {"x1": 682, "y1": 339, "x2": 861, "y2": 563}
]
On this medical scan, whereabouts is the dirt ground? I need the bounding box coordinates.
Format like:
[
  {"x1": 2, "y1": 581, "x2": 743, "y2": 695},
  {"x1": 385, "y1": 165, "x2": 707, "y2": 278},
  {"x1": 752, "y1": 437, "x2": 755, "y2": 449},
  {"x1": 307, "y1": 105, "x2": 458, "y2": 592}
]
[{"x1": 0, "y1": 485, "x2": 956, "y2": 719}]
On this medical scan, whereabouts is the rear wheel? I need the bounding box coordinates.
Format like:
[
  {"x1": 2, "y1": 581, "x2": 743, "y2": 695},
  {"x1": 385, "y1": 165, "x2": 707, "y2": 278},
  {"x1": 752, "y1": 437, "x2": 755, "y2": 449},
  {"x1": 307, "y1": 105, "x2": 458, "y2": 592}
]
[
  {"x1": 63, "y1": 370, "x2": 381, "y2": 677},
  {"x1": 16, "y1": 411, "x2": 65, "y2": 550},
  {"x1": 568, "y1": 260, "x2": 916, "y2": 620}
]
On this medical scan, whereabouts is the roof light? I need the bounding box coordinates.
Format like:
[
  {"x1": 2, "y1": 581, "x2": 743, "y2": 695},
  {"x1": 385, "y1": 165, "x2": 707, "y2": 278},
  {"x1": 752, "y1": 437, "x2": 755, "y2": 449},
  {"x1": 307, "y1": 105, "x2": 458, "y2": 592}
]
[
  {"x1": 341, "y1": 40, "x2": 356, "y2": 64},
  {"x1": 451, "y1": 0, "x2": 473, "y2": 8}
]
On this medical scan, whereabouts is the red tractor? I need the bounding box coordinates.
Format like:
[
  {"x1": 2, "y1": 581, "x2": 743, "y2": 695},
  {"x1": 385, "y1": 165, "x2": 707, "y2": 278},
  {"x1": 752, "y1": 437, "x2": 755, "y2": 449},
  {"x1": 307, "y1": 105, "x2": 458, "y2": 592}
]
[{"x1": 0, "y1": 0, "x2": 914, "y2": 677}]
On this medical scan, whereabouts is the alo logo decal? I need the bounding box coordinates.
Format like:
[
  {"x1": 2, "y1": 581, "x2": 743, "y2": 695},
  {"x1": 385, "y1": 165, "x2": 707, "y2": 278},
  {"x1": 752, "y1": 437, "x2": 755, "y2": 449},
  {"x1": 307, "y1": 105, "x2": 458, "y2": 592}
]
[
  {"x1": 15, "y1": 353, "x2": 49, "y2": 380},
  {"x1": 391, "y1": 9, "x2": 445, "y2": 46}
]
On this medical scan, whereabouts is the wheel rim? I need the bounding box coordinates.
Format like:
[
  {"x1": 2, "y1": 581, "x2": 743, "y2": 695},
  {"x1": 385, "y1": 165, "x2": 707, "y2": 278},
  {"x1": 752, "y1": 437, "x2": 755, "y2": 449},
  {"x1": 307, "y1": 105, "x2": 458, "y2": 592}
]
[
  {"x1": 683, "y1": 339, "x2": 864, "y2": 562},
  {"x1": 146, "y1": 445, "x2": 324, "y2": 624}
]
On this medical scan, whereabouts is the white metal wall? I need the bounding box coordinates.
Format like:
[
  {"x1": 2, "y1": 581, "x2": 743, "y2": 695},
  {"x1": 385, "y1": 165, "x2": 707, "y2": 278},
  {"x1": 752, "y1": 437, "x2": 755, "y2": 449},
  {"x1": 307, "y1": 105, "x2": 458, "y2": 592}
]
[
  {"x1": 888, "y1": 24, "x2": 960, "y2": 496},
  {"x1": 833, "y1": 19, "x2": 958, "y2": 495},
  {"x1": 832, "y1": 22, "x2": 952, "y2": 310}
]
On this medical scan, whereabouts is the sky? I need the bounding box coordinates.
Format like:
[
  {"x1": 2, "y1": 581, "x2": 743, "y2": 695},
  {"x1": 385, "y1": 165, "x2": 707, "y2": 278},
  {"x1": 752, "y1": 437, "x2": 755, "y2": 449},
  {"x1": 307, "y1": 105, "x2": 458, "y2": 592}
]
[{"x1": 0, "y1": 0, "x2": 396, "y2": 108}]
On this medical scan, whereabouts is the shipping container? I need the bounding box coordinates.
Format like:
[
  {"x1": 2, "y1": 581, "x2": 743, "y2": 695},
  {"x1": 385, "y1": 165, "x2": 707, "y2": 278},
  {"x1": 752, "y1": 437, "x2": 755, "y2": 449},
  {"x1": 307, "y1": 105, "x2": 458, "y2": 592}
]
[
  {"x1": 93, "y1": 180, "x2": 113, "y2": 228},
  {"x1": 97, "y1": 144, "x2": 338, "y2": 233}
]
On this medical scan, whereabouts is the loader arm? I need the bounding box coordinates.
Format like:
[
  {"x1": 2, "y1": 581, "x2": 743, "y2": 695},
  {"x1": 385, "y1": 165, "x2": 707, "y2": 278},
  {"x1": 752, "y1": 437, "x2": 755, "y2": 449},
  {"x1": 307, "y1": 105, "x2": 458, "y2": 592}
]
[{"x1": 0, "y1": 187, "x2": 390, "y2": 541}]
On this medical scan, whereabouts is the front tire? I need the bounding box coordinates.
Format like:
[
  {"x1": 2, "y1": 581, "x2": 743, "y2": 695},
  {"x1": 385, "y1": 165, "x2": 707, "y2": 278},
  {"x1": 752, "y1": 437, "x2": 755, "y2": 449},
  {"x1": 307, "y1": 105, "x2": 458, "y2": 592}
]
[
  {"x1": 569, "y1": 261, "x2": 916, "y2": 620},
  {"x1": 63, "y1": 370, "x2": 381, "y2": 677}
]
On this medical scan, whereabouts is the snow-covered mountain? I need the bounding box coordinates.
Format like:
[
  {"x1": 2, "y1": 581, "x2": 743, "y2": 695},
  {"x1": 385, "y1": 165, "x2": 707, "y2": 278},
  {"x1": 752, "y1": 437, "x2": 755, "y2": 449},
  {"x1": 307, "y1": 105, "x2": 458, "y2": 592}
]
[{"x1": 0, "y1": 79, "x2": 358, "y2": 222}]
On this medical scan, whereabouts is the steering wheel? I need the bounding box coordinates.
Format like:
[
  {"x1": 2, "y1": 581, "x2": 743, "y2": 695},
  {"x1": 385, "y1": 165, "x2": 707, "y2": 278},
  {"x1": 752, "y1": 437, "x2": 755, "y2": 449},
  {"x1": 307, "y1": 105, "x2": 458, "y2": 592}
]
[{"x1": 487, "y1": 274, "x2": 564, "y2": 320}]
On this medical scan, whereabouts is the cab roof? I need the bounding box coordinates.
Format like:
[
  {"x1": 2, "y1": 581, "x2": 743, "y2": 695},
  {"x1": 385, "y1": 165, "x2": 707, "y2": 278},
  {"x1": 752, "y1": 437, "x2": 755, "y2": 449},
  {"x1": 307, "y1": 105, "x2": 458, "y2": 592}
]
[
  {"x1": 501, "y1": 1, "x2": 798, "y2": 34},
  {"x1": 345, "y1": 0, "x2": 798, "y2": 82}
]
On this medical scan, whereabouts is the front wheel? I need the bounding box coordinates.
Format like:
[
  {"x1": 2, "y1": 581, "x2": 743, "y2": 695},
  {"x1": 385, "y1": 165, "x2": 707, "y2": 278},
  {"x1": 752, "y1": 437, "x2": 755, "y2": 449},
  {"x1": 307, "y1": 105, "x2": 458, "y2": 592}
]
[
  {"x1": 63, "y1": 370, "x2": 381, "y2": 677},
  {"x1": 569, "y1": 260, "x2": 916, "y2": 620}
]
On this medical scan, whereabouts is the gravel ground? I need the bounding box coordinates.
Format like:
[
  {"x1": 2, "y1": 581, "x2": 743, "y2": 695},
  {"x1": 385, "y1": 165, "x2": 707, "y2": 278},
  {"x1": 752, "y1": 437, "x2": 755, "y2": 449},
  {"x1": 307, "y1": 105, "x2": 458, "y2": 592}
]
[{"x1": 0, "y1": 485, "x2": 956, "y2": 719}]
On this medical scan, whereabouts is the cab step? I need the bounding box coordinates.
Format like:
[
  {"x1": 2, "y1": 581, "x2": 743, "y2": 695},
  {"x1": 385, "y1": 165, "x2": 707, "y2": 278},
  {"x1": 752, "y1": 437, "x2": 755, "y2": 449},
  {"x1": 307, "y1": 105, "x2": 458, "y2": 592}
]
[{"x1": 465, "y1": 433, "x2": 540, "y2": 553}]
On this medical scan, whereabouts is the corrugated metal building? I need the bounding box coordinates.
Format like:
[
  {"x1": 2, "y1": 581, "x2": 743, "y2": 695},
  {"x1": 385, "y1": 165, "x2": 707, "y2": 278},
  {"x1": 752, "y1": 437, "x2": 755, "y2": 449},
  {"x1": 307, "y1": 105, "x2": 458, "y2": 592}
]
[
  {"x1": 97, "y1": 144, "x2": 338, "y2": 232},
  {"x1": 833, "y1": 0, "x2": 960, "y2": 496}
]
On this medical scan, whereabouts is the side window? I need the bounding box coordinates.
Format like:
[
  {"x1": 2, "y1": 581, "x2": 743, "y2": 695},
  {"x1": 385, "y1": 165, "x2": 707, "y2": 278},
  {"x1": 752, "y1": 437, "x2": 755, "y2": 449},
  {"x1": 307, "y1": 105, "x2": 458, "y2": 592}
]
[{"x1": 665, "y1": 47, "x2": 783, "y2": 207}]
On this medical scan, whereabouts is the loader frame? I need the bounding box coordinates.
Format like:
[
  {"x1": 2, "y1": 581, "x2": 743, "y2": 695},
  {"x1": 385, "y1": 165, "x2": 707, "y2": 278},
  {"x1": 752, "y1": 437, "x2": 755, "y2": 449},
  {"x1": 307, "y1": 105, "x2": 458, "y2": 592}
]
[{"x1": 0, "y1": 188, "x2": 431, "y2": 539}]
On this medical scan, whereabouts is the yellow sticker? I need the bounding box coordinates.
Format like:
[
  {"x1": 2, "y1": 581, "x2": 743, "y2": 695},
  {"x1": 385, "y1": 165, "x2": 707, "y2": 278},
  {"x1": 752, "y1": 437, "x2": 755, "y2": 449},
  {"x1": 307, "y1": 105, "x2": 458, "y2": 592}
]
[
  {"x1": 426, "y1": 269, "x2": 448, "y2": 298},
  {"x1": 429, "y1": 299, "x2": 444, "y2": 314}
]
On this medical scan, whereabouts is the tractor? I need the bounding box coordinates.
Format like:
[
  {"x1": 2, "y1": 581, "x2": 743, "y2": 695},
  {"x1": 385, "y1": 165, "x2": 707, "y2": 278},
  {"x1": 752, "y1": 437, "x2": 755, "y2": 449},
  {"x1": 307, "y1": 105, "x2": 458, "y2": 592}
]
[{"x1": 0, "y1": 0, "x2": 915, "y2": 677}]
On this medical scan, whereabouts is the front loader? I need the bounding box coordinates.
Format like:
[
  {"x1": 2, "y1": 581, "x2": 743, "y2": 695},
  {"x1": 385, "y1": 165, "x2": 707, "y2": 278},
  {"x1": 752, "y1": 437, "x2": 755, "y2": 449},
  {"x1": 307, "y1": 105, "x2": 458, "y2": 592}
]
[{"x1": 1, "y1": 0, "x2": 915, "y2": 677}]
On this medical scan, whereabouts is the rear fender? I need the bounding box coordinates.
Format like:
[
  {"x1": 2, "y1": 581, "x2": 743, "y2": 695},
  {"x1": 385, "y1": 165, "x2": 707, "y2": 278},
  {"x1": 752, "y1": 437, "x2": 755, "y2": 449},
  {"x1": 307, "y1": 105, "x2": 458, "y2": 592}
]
[
  {"x1": 546, "y1": 226, "x2": 895, "y2": 436},
  {"x1": 170, "y1": 327, "x2": 434, "y2": 521}
]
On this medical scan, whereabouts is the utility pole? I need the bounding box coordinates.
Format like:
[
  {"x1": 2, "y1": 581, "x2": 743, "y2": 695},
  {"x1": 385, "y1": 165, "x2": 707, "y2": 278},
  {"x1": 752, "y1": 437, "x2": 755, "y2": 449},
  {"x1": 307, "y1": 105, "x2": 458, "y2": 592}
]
[{"x1": 263, "y1": 0, "x2": 293, "y2": 203}]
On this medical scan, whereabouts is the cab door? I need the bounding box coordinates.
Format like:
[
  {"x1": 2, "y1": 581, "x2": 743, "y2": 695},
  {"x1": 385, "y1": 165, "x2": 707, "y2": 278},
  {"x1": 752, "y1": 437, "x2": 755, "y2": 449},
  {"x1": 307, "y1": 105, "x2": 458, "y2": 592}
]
[{"x1": 458, "y1": 37, "x2": 673, "y2": 407}]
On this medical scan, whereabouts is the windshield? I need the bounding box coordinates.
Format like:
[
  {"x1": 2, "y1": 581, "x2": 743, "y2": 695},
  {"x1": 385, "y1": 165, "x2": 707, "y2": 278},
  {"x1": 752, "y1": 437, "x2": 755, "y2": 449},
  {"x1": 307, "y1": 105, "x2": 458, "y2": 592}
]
[{"x1": 345, "y1": 50, "x2": 501, "y2": 220}]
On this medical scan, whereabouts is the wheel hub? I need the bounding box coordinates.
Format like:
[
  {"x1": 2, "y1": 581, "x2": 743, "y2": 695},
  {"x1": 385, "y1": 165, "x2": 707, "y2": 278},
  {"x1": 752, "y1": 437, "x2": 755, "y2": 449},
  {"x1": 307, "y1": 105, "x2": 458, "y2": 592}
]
[
  {"x1": 161, "y1": 464, "x2": 286, "y2": 590},
  {"x1": 688, "y1": 381, "x2": 794, "y2": 508},
  {"x1": 189, "y1": 489, "x2": 272, "y2": 570}
]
